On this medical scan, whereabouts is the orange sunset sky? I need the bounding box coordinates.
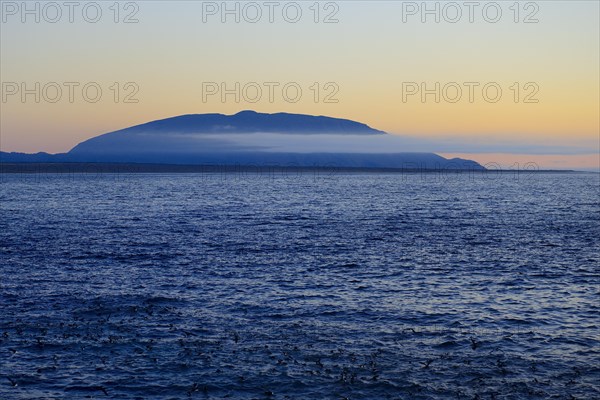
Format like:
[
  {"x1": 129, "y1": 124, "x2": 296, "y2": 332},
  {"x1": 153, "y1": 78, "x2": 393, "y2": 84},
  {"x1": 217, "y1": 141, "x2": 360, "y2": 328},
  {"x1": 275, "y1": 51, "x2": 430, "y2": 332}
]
[{"x1": 1, "y1": 1, "x2": 598, "y2": 170}]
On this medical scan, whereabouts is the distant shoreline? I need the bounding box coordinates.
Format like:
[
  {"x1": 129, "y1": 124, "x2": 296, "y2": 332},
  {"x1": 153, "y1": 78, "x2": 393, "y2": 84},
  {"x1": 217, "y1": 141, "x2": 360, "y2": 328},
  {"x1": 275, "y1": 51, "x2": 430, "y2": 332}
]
[{"x1": 0, "y1": 162, "x2": 585, "y2": 174}]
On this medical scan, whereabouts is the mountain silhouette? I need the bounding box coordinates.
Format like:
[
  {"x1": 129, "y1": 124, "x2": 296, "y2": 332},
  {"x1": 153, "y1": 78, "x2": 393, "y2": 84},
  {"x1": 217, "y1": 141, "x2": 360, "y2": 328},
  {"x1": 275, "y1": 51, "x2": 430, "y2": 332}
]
[{"x1": 1, "y1": 111, "x2": 485, "y2": 170}]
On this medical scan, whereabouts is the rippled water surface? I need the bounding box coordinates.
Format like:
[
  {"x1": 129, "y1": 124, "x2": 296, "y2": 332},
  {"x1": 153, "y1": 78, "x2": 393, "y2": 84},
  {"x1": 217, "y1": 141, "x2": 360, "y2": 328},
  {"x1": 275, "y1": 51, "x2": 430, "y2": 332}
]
[{"x1": 1, "y1": 172, "x2": 599, "y2": 399}]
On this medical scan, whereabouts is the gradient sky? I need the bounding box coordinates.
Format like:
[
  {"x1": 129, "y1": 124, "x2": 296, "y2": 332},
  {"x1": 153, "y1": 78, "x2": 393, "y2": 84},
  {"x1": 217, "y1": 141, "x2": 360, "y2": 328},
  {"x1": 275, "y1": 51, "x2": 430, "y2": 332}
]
[{"x1": 1, "y1": 0, "x2": 598, "y2": 170}]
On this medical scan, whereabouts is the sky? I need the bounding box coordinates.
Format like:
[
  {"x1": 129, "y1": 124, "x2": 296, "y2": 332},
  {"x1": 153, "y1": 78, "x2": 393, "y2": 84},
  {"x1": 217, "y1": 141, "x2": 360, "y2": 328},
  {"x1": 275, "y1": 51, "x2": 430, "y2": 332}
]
[{"x1": 1, "y1": 0, "x2": 598, "y2": 170}]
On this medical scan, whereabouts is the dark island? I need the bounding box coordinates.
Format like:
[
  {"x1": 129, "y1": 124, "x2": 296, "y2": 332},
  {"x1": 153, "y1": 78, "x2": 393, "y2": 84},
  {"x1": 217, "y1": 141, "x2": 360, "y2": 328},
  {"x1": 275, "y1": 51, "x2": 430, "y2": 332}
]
[{"x1": 1, "y1": 111, "x2": 484, "y2": 170}]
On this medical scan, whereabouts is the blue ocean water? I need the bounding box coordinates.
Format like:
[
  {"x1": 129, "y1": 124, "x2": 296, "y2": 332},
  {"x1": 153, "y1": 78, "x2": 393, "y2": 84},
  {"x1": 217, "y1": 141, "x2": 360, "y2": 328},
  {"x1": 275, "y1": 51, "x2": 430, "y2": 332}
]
[{"x1": 1, "y1": 171, "x2": 599, "y2": 399}]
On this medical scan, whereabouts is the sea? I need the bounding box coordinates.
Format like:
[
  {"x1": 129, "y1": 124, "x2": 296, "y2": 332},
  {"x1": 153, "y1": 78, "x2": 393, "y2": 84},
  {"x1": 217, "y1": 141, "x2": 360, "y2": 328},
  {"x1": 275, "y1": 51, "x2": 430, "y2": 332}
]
[{"x1": 1, "y1": 170, "x2": 599, "y2": 399}]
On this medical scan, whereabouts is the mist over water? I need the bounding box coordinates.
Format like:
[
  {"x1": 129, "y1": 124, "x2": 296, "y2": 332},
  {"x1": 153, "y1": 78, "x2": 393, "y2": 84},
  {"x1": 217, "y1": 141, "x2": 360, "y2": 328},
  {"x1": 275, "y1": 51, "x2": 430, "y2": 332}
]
[
  {"x1": 74, "y1": 132, "x2": 430, "y2": 155},
  {"x1": 172, "y1": 132, "x2": 414, "y2": 153},
  {"x1": 1, "y1": 172, "x2": 599, "y2": 399},
  {"x1": 188, "y1": 133, "x2": 600, "y2": 156}
]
